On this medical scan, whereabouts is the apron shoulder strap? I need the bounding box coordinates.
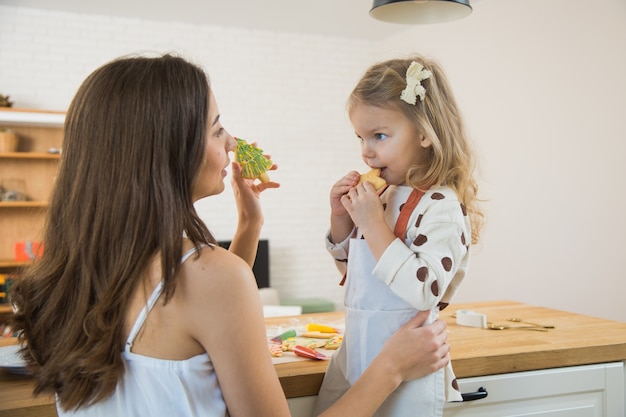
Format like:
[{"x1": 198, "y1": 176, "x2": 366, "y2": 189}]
[{"x1": 393, "y1": 188, "x2": 425, "y2": 240}]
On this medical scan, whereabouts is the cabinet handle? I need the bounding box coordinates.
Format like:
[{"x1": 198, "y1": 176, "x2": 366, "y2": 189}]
[{"x1": 461, "y1": 386, "x2": 488, "y2": 402}]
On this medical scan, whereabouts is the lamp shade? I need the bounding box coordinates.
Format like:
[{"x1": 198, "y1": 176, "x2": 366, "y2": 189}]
[{"x1": 370, "y1": 0, "x2": 472, "y2": 24}]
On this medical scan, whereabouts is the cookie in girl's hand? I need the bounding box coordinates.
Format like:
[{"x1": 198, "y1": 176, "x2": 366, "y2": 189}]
[{"x1": 358, "y1": 168, "x2": 387, "y2": 191}]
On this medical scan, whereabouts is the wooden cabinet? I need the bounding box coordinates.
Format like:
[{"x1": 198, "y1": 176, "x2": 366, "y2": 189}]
[
  {"x1": 2, "y1": 302, "x2": 626, "y2": 416},
  {"x1": 0, "y1": 108, "x2": 65, "y2": 316},
  {"x1": 279, "y1": 300, "x2": 626, "y2": 417}
]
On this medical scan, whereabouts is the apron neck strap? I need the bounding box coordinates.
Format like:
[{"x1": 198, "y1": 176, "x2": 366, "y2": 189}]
[{"x1": 393, "y1": 188, "x2": 425, "y2": 241}]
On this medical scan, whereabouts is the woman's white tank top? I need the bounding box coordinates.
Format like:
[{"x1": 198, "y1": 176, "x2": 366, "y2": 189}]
[{"x1": 57, "y1": 245, "x2": 228, "y2": 417}]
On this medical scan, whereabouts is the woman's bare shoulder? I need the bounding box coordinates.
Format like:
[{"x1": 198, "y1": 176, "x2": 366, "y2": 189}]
[
  {"x1": 176, "y1": 244, "x2": 265, "y2": 349},
  {"x1": 180, "y1": 244, "x2": 255, "y2": 293}
]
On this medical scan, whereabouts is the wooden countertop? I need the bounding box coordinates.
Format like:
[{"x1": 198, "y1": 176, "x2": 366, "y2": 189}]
[{"x1": 2, "y1": 300, "x2": 626, "y2": 416}]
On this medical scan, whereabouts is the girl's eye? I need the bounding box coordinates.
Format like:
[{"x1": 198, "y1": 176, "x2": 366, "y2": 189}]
[
  {"x1": 375, "y1": 133, "x2": 388, "y2": 141},
  {"x1": 215, "y1": 127, "x2": 225, "y2": 137}
]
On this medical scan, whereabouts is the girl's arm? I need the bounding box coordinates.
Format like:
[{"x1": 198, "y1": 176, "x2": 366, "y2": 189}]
[
  {"x1": 374, "y1": 192, "x2": 469, "y2": 310},
  {"x1": 344, "y1": 185, "x2": 469, "y2": 310},
  {"x1": 341, "y1": 181, "x2": 395, "y2": 259},
  {"x1": 229, "y1": 161, "x2": 279, "y2": 267},
  {"x1": 329, "y1": 171, "x2": 360, "y2": 244}
]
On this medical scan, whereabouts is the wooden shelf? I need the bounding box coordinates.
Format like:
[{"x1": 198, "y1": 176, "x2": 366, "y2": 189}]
[
  {"x1": 0, "y1": 260, "x2": 28, "y2": 269},
  {"x1": 0, "y1": 108, "x2": 64, "y2": 127},
  {"x1": 0, "y1": 305, "x2": 12, "y2": 314},
  {"x1": 0, "y1": 152, "x2": 60, "y2": 159},
  {"x1": 0, "y1": 109, "x2": 63, "y2": 278},
  {"x1": 0, "y1": 202, "x2": 48, "y2": 208}
]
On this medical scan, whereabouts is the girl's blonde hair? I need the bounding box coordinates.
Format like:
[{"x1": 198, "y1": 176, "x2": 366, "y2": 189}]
[{"x1": 348, "y1": 55, "x2": 483, "y2": 243}]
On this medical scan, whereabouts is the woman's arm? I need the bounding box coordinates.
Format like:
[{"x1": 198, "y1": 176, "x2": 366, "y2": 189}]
[
  {"x1": 229, "y1": 161, "x2": 279, "y2": 267},
  {"x1": 185, "y1": 248, "x2": 291, "y2": 417},
  {"x1": 319, "y1": 311, "x2": 449, "y2": 417},
  {"x1": 185, "y1": 248, "x2": 449, "y2": 417}
]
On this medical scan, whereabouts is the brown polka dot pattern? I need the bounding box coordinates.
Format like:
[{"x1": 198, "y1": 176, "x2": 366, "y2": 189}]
[
  {"x1": 461, "y1": 232, "x2": 466, "y2": 246},
  {"x1": 431, "y1": 192, "x2": 445, "y2": 200},
  {"x1": 416, "y1": 266, "x2": 428, "y2": 282},
  {"x1": 431, "y1": 281, "x2": 439, "y2": 296},
  {"x1": 441, "y1": 257, "x2": 452, "y2": 272},
  {"x1": 460, "y1": 203, "x2": 467, "y2": 216},
  {"x1": 415, "y1": 214, "x2": 423, "y2": 228},
  {"x1": 438, "y1": 302, "x2": 449, "y2": 310},
  {"x1": 452, "y1": 379, "x2": 459, "y2": 391},
  {"x1": 413, "y1": 234, "x2": 428, "y2": 246}
]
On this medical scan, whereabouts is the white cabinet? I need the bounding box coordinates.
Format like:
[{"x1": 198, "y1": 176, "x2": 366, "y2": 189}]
[
  {"x1": 444, "y1": 362, "x2": 624, "y2": 417},
  {"x1": 286, "y1": 362, "x2": 625, "y2": 417},
  {"x1": 287, "y1": 396, "x2": 317, "y2": 417}
]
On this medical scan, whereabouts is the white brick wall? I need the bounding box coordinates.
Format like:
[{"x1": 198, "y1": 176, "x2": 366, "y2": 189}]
[
  {"x1": 6, "y1": 2, "x2": 626, "y2": 323},
  {"x1": 0, "y1": 5, "x2": 378, "y2": 309}
]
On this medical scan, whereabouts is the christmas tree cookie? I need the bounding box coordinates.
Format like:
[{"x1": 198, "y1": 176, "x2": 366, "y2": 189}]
[{"x1": 235, "y1": 137, "x2": 273, "y2": 183}]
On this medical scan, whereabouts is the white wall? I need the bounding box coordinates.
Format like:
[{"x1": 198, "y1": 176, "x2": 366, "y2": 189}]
[
  {"x1": 1, "y1": 0, "x2": 625, "y2": 322},
  {"x1": 375, "y1": 0, "x2": 626, "y2": 322},
  {"x1": 0, "y1": 4, "x2": 372, "y2": 312}
]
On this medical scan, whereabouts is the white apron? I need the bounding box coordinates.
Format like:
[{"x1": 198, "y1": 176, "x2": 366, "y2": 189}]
[{"x1": 315, "y1": 189, "x2": 461, "y2": 417}]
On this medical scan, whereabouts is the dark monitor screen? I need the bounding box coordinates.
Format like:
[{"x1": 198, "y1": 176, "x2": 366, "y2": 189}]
[{"x1": 217, "y1": 239, "x2": 269, "y2": 288}]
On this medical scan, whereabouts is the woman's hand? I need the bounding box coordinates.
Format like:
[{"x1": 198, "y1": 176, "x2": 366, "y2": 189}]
[
  {"x1": 230, "y1": 161, "x2": 279, "y2": 222},
  {"x1": 380, "y1": 310, "x2": 450, "y2": 382}
]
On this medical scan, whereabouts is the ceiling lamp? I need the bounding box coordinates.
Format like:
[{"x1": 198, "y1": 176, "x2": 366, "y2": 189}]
[{"x1": 370, "y1": 0, "x2": 472, "y2": 24}]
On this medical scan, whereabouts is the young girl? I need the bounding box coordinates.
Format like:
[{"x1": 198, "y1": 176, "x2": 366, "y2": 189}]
[
  {"x1": 10, "y1": 54, "x2": 453, "y2": 417},
  {"x1": 316, "y1": 55, "x2": 483, "y2": 416}
]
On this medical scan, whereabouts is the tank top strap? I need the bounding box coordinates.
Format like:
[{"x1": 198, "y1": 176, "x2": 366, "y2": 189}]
[{"x1": 124, "y1": 244, "x2": 209, "y2": 352}]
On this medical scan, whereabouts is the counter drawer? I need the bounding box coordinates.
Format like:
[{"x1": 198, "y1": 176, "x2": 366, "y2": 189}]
[{"x1": 444, "y1": 362, "x2": 624, "y2": 417}]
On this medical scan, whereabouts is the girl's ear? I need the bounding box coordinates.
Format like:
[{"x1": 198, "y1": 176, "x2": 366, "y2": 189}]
[{"x1": 420, "y1": 134, "x2": 432, "y2": 149}]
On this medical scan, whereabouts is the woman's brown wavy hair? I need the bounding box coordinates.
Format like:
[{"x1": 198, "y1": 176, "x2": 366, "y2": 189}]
[
  {"x1": 348, "y1": 55, "x2": 484, "y2": 244},
  {"x1": 10, "y1": 54, "x2": 215, "y2": 411}
]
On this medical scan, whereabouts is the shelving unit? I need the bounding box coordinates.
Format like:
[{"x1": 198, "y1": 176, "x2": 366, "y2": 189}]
[{"x1": 0, "y1": 108, "x2": 65, "y2": 316}]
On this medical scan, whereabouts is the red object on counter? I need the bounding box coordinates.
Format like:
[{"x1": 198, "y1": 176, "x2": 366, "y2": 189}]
[{"x1": 293, "y1": 345, "x2": 328, "y2": 360}]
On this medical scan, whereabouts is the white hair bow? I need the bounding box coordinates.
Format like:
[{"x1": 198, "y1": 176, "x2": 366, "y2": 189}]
[{"x1": 400, "y1": 61, "x2": 432, "y2": 105}]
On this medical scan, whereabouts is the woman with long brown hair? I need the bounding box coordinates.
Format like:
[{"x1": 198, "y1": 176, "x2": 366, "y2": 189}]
[{"x1": 11, "y1": 53, "x2": 451, "y2": 417}]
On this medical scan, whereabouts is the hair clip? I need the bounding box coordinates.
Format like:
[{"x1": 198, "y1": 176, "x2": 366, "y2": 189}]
[{"x1": 400, "y1": 61, "x2": 432, "y2": 105}]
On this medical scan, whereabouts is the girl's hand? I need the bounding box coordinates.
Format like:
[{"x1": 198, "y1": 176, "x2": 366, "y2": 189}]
[
  {"x1": 330, "y1": 171, "x2": 360, "y2": 217},
  {"x1": 341, "y1": 181, "x2": 385, "y2": 230}
]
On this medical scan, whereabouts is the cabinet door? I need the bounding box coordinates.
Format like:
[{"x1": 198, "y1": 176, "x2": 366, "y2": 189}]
[
  {"x1": 287, "y1": 396, "x2": 316, "y2": 417},
  {"x1": 285, "y1": 363, "x2": 625, "y2": 417},
  {"x1": 444, "y1": 362, "x2": 624, "y2": 417}
]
